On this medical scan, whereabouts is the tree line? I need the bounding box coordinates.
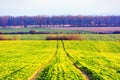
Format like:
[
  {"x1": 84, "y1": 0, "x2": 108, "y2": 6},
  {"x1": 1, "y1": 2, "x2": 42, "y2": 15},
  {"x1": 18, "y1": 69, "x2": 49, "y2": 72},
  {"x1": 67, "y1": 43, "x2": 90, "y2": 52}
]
[{"x1": 0, "y1": 16, "x2": 120, "y2": 27}]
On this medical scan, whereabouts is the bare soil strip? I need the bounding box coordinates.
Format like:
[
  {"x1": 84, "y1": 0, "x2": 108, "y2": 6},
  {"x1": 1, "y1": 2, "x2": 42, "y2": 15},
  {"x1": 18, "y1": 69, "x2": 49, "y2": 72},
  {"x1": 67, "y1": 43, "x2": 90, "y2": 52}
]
[
  {"x1": 49, "y1": 27, "x2": 120, "y2": 32},
  {"x1": 28, "y1": 40, "x2": 59, "y2": 80},
  {"x1": 61, "y1": 40, "x2": 90, "y2": 80}
]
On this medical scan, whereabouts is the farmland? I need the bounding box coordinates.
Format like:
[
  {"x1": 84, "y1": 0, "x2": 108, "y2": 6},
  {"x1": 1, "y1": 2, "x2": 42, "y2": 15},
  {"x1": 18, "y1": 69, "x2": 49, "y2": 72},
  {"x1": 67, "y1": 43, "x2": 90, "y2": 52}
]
[
  {"x1": 64, "y1": 40, "x2": 120, "y2": 80},
  {"x1": 0, "y1": 27, "x2": 120, "y2": 80},
  {"x1": 0, "y1": 41, "x2": 57, "y2": 80},
  {"x1": 0, "y1": 40, "x2": 120, "y2": 80},
  {"x1": 0, "y1": 34, "x2": 120, "y2": 41},
  {"x1": 49, "y1": 27, "x2": 120, "y2": 33},
  {"x1": 0, "y1": 27, "x2": 92, "y2": 33}
]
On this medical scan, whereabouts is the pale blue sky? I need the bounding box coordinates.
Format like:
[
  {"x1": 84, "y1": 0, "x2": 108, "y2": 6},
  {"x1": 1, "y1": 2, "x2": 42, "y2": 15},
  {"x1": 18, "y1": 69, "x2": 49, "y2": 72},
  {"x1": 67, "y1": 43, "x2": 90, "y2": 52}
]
[{"x1": 0, "y1": 0, "x2": 120, "y2": 16}]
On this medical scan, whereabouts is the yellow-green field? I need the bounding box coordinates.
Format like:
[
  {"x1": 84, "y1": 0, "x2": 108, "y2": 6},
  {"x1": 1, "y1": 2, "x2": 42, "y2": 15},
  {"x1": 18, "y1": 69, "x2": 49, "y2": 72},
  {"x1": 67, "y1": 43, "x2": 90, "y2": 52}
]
[{"x1": 0, "y1": 40, "x2": 120, "y2": 80}]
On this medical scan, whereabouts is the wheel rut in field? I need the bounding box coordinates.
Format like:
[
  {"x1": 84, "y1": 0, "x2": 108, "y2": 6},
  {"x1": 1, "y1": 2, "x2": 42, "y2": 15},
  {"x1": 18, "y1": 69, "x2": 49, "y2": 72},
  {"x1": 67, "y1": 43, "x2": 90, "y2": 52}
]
[
  {"x1": 3, "y1": 65, "x2": 27, "y2": 79},
  {"x1": 61, "y1": 40, "x2": 90, "y2": 80},
  {"x1": 28, "y1": 40, "x2": 59, "y2": 80},
  {"x1": 30, "y1": 40, "x2": 90, "y2": 80},
  {"x1": 61, "y1": 40, "x2": 105, "y2": 80},
  {"x1": 36, "y1": 40, "x2": 85, "y2": 80}
]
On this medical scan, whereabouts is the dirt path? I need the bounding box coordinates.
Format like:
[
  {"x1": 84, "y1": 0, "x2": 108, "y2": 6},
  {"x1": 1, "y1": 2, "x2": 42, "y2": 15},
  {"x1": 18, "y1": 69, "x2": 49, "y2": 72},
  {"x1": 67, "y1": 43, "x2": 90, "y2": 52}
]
[
  {"x1": 61, "y1": 40, "x2": 90, "y2": 80},
  {"x1": 28, "y1": 40, "x2": 59, "y2": 80}
]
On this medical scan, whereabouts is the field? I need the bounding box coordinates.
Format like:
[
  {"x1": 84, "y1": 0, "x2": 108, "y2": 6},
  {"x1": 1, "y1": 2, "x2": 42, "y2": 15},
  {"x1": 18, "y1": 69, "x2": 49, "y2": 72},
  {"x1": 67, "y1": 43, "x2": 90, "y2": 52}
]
[
  {"x1": 0, "y1": 27, "x2": 120, "y2": 33},
  {"x1": 0, "y1": 34, "x2": 120, "y2": 41},
  {"x1": 0, "y1": 41, "x2": 57, "y2": 80},
  {"x1": 0, "y1": 40, "x2": 120, "y2": 80},
  {"x1": 0, "y1": 27, "x2": 92, "y2": 33},
  {"x1": 49, "y1": 27, "x2": 120, "y2": 33},
  {"x1": 0, "y1": 27, "x2": 120, "y2": 80}
]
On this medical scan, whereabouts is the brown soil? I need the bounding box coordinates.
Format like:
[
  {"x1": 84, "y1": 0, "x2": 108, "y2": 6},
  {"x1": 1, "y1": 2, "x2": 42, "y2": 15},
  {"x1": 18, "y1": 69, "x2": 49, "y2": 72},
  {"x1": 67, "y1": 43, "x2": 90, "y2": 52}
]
[{"x1": 49, "y1": 27, "x2": 120, "y2": 32}]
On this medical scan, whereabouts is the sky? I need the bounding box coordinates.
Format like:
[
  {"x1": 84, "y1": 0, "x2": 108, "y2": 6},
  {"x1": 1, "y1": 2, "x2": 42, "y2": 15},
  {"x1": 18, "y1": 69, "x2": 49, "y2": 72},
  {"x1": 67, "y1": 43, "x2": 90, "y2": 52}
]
[{"x1": 0, "y1": 0, "x2": 120, "y2": 16}]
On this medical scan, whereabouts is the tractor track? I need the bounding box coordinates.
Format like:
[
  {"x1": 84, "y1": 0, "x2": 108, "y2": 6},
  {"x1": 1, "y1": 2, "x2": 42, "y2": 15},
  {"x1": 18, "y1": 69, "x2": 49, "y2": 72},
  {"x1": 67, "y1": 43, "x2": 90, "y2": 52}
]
[
  {"x1": 28, "y1": 40, "x2": 59, "y2": 80},
  {"x1": 3, "y1": 65, "x2": 27, "y2": 79},
  {"x1": 61, "y1": 40, "x2": 90, "y2": 80},
  {"x1": 29, "y1": 40, "x2": 90, "y2": 80}
]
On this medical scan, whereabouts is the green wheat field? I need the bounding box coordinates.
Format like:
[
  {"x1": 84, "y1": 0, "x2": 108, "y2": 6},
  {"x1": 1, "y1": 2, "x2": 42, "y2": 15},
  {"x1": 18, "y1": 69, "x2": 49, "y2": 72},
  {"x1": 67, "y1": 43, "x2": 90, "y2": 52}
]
[{"x1": 0, "y1": 28, "x2": 120, "y2": 80}]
